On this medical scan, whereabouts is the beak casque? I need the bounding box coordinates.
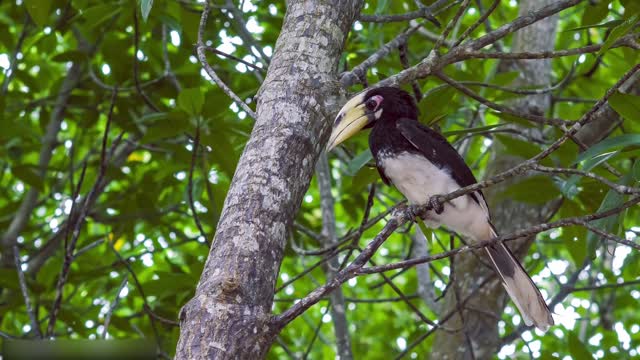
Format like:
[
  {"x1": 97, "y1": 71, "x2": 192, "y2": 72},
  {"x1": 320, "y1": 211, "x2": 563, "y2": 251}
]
[{"x1": 326, "y1": 92, "x2": 373, "y2": 151}]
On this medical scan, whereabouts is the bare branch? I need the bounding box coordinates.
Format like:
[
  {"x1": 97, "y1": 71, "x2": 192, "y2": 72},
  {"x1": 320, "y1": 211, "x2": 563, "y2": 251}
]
[
  {"x1": 1, "y1": 61, "x2": 83, "y2": 263},
  {"x1": 201, "y1": 45, "x2": 266, "y2": 73},
  {"x1": 196, "y1": 1, "x2": 256, "y2": 119},
  {"x1": 361, "y1": 196, "x2": 640, "y2": 275},
  {"x1": 13, "y1": 245, "x2": 42, "y2": 338},
  {"x1": 340, "y1": 22, "x2": 424, "y2": 87},
  {"x1": 435, "y1": 71, "x2": 570, "y2": 127},
  {"x1": 452, "y1": 0, "x2": 500, "y2": 48},
  {"x1": 358, "y1": 0, "x2": 450, "y2": 24},
  {"x1": 0, "y1": 15, "x2": 30, "y2": 96},
  {"x1": 103, "y1": 276, "x2": 129, "y2": 339},
  {"x1": 532, "y1": 164, "x2": 640, "y2": 195},
  {"x1": 188, "y1": 125, "x2": 209, "y2": 244},
  {"x1": 133, "y1": 8, "x2": 160, "y2": 112},
  {"x1": 433, "y1": 0, "x2": 470, "y2": 52},
  {"x1": 224, "y1": 0, "x2": 270, "y2": 66},
  {"x1": 47, "y1": 88, "x2": 118, "y2": 336},
  {"x1": 466, "y1": 33, "x2": 639, "y2": 59},
  {"x1": 377, "y1": 0, "x2": 584, "y2": 87}
]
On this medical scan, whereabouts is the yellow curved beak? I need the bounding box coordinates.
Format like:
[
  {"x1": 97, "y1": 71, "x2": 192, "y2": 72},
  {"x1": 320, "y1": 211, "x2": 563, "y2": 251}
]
[{"x1": 326, "y1": 92, "x2": 373, "y2": 151}]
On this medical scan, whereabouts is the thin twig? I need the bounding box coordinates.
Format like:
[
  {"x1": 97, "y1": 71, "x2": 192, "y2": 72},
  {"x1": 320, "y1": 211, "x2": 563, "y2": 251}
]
[
  {"x1": 532, "y1": 164, "x2": 640, "y2": 195},
  {"x1": 340, "y1": 23, "x2": 425, "y2": 87},
  {"x1": 360, "y1": 196, "x2": 640, "y2": 275},
  {"x1": 452, "y1": 0, "x2": 500, "y2": 48},
  {"x1": 196, "y1": 1, "x2": 256, "y2": 119},
  {"x1": 435, "y1": 71, "x2": 569, "y2": 127},
  {"x1": 201, "y1": 45, "x2": 266, "y2": 72},
  {"x1": 162, "y1": 24, "x2": 182, "y2": 92},
  {"x1": 0, "y1": 15, "x2": 30, "y2": 95},
  {"x1": 103, "y1": 275, "x2": 129, "y2": 339},
  {"x1": 224, "y1": 0, "x2": 270, "y2": 65},
  {"x1": 466, "y1": 34, "x2": 639, "y2": 59},
  {"x1": 433, "y1": 0, "x2": 470, "y2": 52},
  {"x1": 188, "y1": 125, "x2": 208, "y2": 243},
  {"x1": 47, "y1": 87, "x2": 119, "y2": 336},
  {"x1": 13, "y1": 245, "x2": 42, "y2": 338},
  {"x1": 376, "y1": 0, "x2": 585, "y2": 88},
  {"x1": 133, "y1": 8, "x2": 160, "y2": 112},
  {"x1": 358, "y1": 0, "x2": 450, "y2": 24}
]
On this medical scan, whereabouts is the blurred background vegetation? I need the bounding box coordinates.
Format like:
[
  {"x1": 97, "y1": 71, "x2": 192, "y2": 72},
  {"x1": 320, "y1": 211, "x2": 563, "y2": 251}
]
[{"x1": 0, "y1": 0, "x2": 639, "y2": 359}]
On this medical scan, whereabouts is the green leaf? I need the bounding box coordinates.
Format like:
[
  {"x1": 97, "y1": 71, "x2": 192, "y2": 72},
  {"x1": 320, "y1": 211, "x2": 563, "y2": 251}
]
[
  {"x1": 11, "y1": 164, "x2": 44, "y2": 191},
  {"x1": 559, "y1": 200, "x2": 587, "y2": 264},
  {"x1": 491, "y1": 111, "x2": 535, "y2": 128},
  {"x1": 141, "y1": 113, "x2": 189, "y2": 143},
  {"x1": 442, "y1": 124, "x2": 504, "y2": 137},
  {"x1": 141, "y1": 0, "x2": 154, "y2": 22},
  {"x1": 495, "y1": 135, "x2": 550, "y2": 164},
  {"x1": 351, "y1": 167, "x2": 378, "y2": 192},
  {"x1": 560, "y1": 150, "x2": 618, "y2": 199},
  {"x1": 621, "y1": 0, "x2": 640, "y2": 18},
  {"x1": 581, "y1": 0, "x2": 612, "y2": 27},
  {"x1": 565, "y1": 223, "x2": 588, "y2": 265},
  {"x1": 177, "y1": 88, "x2": 204, "y2": 116},
  {"x1": 491, "y1": 71, "x2": 519, "y2": 86},
  {"x1": 597, "y1": 13, "x2": 639, "y2": 55},
  {"x1": 419, "y1": 86, "x2": 457, "y2": 123},
  {"x1": 500, "y1": 176, "x2": 559, "y2": 205},
  {"x1": 568, "y1": 332, "x2": 593, "y2": 360},
  {"x1": 81, "y1": 4, "x2": 123, "y2": 28},
  {"x1": 24, "y1": 0, "x2": 52, "y2": 27},
  {"x1": 0, "y1": 269, "x2": 19, "y2": 290},
  {"x1": 417, "y1": 222, "x2": 432, "y2": 244},
  {"x1": 608, "y1": 91, "x2": 640, "y2": 121},
  {"x1": 574, "y1": 134, "x2": 640, "y2": 164},
  {"x1": 633, "y1": 159, "x2": 640, "y2": 181},
  {"x1": 564, "y1": 19, "x2": 623, "y2": 32},
  {"x1": 585, "y1": 172, "x2": 633, "y2": 257},
  {"x1": 135, "y1": 112, "x2": 169, "y2": 125},
  {"x1": 345, "y1": 149, "x2": 373, "y2": 176},
  {"x1": 51, "y1": 50, "x2": 85, "y2": 63}
]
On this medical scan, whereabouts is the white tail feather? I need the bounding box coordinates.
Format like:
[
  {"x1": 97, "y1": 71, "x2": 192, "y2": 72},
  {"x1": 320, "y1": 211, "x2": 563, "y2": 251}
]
[{"x1": 485, "y1": 228, "x2": 554, "y2": 331}]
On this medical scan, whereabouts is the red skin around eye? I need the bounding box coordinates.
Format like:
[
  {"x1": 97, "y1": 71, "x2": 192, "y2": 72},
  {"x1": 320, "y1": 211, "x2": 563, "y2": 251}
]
[{"x1": 371, "y1": 95, "x2": 384, "y2": 110}]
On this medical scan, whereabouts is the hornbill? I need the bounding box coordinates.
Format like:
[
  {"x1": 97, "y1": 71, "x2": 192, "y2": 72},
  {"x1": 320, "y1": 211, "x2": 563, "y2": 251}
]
[{"x1": 327, "y1": 87, "x2": 554, "y2": 331}]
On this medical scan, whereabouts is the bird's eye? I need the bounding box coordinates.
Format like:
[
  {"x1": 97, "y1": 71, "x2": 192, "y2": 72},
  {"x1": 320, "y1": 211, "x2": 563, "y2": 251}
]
[{"x1": 365, "y1": 95, "x2": 383, "y2": 111}]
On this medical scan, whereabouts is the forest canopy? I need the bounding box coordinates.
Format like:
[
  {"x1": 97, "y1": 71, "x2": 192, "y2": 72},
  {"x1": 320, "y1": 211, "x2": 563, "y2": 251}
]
[{"x1": 1, "y1": 0, "x2": 639, "y2": 359}]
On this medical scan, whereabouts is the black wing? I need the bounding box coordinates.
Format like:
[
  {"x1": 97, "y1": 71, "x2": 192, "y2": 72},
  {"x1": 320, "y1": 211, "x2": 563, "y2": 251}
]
[{"x1": 396, "y1": 118, "x2": 485, "y2": 206}]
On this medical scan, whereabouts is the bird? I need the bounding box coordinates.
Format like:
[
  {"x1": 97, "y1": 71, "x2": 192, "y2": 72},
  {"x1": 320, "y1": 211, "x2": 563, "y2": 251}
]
[{"x1": 326, "y1": 86, "x2": 554, "y2": 331}]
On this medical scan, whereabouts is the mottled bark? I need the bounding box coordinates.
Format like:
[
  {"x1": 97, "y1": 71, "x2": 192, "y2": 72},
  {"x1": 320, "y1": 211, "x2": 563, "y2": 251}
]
[
  {"x1": 431, "y1": 1, "x2": 559, "y2": 359},
  {"x1": 175, "y1": 1, "x2": 363, "y2": 359}
]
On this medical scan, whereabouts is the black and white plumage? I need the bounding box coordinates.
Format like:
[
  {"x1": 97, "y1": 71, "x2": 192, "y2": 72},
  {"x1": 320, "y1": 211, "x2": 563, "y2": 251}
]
[{"x1": 327, "y1": 87, "x2": 554, "y2": 331}]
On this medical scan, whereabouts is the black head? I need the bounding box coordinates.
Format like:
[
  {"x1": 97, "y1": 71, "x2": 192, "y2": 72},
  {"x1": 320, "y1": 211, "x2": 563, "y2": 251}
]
[
  {"x1": 363, "y1": 87, "x2": 419, "y2": 125},
  {"x1": 326, "y1": 86, "x2": 419, "y2": 151}
]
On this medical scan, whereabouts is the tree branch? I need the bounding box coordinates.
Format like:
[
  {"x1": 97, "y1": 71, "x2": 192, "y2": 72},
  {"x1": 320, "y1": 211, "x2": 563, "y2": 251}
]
[{"x1": 196, "y1": 1, "x2": 256, "y2": 119}]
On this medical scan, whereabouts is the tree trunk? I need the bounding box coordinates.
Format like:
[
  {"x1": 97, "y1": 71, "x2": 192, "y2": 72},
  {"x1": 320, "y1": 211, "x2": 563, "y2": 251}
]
[
  {"x1": 175, "y1": 1, "x2": 363, "y2": 358},
  {"x1": 431, "y1": 1, "x2": 559, "y2": 358}
]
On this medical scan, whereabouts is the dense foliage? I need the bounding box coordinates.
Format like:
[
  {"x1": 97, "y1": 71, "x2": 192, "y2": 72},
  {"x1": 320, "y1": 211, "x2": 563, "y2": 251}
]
[{"x1": 1, "y1": 0, "x2": 639, "y2": 359}]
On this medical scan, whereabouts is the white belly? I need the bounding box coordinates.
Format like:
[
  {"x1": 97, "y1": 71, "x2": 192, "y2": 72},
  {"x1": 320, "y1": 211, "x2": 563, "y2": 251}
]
[{"x1": 379, "y1": 152, "x2": 492, "y2": 241}]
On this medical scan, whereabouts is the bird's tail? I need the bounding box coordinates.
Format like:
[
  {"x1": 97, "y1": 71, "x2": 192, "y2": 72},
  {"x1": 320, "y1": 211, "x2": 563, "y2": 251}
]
[{"x1": 484, "y1": 225, "x2": 554, "y2": 331}]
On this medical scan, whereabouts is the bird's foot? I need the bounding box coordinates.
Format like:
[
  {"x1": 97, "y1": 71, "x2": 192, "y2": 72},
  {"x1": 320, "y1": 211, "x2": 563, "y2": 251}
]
[
  {"x1": 406, "y1": 204, "x2": 424, "y2": 221},
  {"x1": 427, "y1": 195, "x2": 444, "y2": 215}
]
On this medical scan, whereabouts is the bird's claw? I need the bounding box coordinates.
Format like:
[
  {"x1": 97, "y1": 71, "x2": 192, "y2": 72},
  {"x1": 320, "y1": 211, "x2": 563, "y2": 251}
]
[
  {"x1": 407, "y1": 204, "x2": 423, "y2": 220},
  {"x1": 428, "y1": 196, "x2": 444, "y2": 215}
]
